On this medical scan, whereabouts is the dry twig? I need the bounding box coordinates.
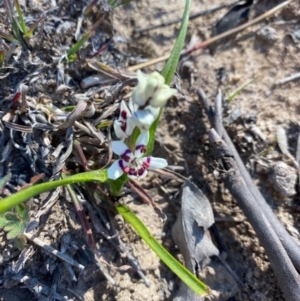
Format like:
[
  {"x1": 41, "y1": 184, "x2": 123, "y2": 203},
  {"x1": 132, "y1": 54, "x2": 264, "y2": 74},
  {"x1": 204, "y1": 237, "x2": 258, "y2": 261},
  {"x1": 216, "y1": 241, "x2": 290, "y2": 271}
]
[
  {"x1": 128, "y1": 0, "x2": 293, "y2": 71},
  {"x1": 209, "y1": 129, "x2": 300, "y2": 301}
]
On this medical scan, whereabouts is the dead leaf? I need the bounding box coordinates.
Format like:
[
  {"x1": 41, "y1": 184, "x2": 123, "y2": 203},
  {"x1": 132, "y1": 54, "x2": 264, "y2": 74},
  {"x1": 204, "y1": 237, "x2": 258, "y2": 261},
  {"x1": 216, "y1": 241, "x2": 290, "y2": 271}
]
[{"x1": 172, "y1": 180, "x2": 218, "y2": 300}]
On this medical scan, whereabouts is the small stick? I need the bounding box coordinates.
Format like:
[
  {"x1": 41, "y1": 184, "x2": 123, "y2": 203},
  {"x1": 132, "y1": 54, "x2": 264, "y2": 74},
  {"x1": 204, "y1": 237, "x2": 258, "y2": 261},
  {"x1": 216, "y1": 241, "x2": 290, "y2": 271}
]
[
  {"x1": 65, "y1": 180, "x2": 95, "y2": 250},
  {"x1": 296, "y1": 132, "x2": 300, "y2": 167},
  {"x1": 133, "y1": 1, "x2": 240, "y2": 34},
  {"x1": 128, "y1": 0, "x2": 293, "y2": 71},
  {"x1": 186, "y1": 0, "x2": 293, "y2": 53},
  {"x1": 276, "y1": 125, "x2": 299, "y2": 169},
  {"x1": 216, "y1": 254, "x2": 244, "y2": 287},
  {"x1": 73, "y1": 139, "x2": 90, "y2": 171},
  {"x1": 214, "y1": 89, "x2": 223, "y2": 137},
  {"x1": 275, "y1": 72, "x2": 300, "y2": 86},
  {"x1": 24, "y1": 232, "x2": 85, "y2": 270},
  {"x1": 209, "y1": 129, "x2": 300, "y2": 301},
  {"x1": 197, "y1": 88, "x2": 300, "y2": 273}
]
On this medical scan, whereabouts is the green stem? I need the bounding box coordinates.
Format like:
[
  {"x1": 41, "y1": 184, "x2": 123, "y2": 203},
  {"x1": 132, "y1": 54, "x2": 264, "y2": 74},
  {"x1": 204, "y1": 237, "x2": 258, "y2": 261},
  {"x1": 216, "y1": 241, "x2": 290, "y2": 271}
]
[{"x1": 0, "y1": 170, "x2": 107, "y2": 213}]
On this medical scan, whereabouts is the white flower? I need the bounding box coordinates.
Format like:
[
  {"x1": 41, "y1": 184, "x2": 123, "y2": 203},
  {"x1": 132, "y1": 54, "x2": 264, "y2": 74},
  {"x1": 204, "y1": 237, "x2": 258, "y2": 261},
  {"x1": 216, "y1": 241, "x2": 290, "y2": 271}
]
[
  {"x1": 113, "y1": 100, "x2": 136, "y2": 140},
  {"x1": 131, "y1": 70, "x2": 177, "y2": 108},
  {"x1": 108, "y1": 131, "x2": 168, "y2": 180},
  {"x1": 131, "y1": 102, "x2": 160, "y2": 132}
]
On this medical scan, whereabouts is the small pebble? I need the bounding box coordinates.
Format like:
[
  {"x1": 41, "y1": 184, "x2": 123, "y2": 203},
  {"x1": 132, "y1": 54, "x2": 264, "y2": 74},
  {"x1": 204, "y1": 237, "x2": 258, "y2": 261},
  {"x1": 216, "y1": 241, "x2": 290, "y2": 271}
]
[
  {"x1": 268, "y1": 161, "x2": 297, "y2": 198},
  {"x1": 257, "y1": 26, "x2": 278, "y2": 44}
]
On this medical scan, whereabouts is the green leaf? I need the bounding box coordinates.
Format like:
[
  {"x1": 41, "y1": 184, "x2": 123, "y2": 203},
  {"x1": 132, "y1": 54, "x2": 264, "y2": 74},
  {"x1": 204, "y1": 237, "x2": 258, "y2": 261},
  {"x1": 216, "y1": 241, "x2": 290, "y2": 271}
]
[
  {"x1": 26, "y1": 15, "x2": 45, "y2": 38},
  {"x1": 108, "y1": 173, "x2": 128, "y2": 195},
  {"x1": 3, "y1": 204, "x2": 29, "y2": 240},
  {"x1": 0, "y1": 169, "x2": 108, "y2": 213},
  {"x1": 14, "y1": 236, "x2": 26, "y2": 250},
  {"x1": 14, "y1": 0, "x2": 27, "y2": 34},
  {"x1": 146, "y1": 0, "x2": 191, "y2": 155},
  {"x1": 67, "y1": 17, "x2": 103, "y2": 61},
  {"x1": 116, "y1": 204, "x2": 209, "y2": 296},
  {"x1": 146, "y1": 110, "x2": 161, "y2": 156},
  {"x1": 227, "y1": 77, "x2": 256, "y2": 102},
  {"x1": 4, "y1": 212, "x2": 19, "y2": 222},
  {"x1": 161, "y1": 0, "x2": 191, "y2": 85},
  {"x1": 16, "y1": 203, "x2": 29, "y2": 223},
  {"x1": 0, "y1": 213, "x2": 7, "y2": 228},
  {"x1": 0, "y1": 173, "x2": 11, "y2": 190}
]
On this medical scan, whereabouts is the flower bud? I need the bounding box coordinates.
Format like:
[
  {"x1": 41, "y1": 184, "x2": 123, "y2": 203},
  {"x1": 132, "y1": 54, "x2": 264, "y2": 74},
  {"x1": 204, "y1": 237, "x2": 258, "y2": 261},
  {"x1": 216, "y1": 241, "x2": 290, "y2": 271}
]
[
  {"x1": 131, "y1": 70, "x2": 148, "y2": 106},
  {"x1": 131, "y1": 70, "x2": 175, "y2": 108},
  {"x1": 151, "y1": 85, "x2": 177, "y2": 108}
]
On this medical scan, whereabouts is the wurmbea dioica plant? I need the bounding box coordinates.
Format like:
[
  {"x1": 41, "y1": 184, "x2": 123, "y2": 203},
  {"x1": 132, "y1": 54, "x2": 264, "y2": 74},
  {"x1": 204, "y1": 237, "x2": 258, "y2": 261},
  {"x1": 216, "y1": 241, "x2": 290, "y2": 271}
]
[
  {"x1": 0, "y1": 0, "x2": 209, "y2": 296},
  {"x1": 108, "y1": 71, "x2": 176, "y2": 180}
]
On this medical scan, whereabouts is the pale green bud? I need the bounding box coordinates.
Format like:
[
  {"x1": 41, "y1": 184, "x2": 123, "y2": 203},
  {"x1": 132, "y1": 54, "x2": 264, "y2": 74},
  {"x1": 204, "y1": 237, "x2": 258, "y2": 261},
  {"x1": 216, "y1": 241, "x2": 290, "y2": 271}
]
[
  {"x1": 131, "y1": 70, "x2": 148, "y2": 106},
  {"x1": 151, "y1": 85, "x2": 177, "y2": 107}
]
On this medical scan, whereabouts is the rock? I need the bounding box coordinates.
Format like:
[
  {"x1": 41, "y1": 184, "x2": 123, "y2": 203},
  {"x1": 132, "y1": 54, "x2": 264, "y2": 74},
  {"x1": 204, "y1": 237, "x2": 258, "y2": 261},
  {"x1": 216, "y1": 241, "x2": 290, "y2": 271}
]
[
  {"x1": 268, "y1": 161, "x2": 297, "y2": 198},
  {"x1": 257, "y1": 26, "x2": 278, "y2": 45}
]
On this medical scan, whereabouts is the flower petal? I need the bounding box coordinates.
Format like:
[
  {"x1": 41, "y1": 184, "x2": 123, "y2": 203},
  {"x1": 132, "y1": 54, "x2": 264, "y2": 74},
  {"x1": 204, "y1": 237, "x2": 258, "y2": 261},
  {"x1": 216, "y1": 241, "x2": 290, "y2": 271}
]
[
  {"x1": 146, "y1": 106, "x2": 160, "y2": 119},
  {"x1": 132, "y1": 109, "x2": 156, "y2": 132},
  {"x1": 125, "y1": 117, "x2": 136, "y2": 136},
  {"x1": 107, "y1": 160, "x2": 124, "y2": 180},
  {"x1": 148, "y1": 157, "x2": 168, "y2": 170},
  {"x1": 131, "y1": 70, "x2": 148, "y2": 106},
  {"x1": 128, "y1": 97, "x2": 138, "y2": 113},
  {"x1": 120, "y1": 100, "x2": 132, "y2": 119},
  {"x1": 136, "y1": 131, "x2": 149, "y2": 148},
  {"x1": 151, "y1": 86, "x2": 177, "y2": 108},
  {"x1": 144, "y1": 72, "x2": 165, "y2": 103},
  {"x1": 111, "y1": 140, "x2": 129, "y2": 156},
  {"x1": 113, "y1": 120, "x2": 128, "y2": 140}
]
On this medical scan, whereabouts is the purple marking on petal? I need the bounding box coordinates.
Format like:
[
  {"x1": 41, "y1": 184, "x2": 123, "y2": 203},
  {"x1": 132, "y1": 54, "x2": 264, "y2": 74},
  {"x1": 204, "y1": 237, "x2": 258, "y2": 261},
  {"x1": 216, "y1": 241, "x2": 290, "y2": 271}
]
[
  {"x1": 123, "y1": 149, "x2": 132, "y2": 156},
  {"x1": 122, "y1": 149, "x2": 132, "y2": 162},
  {"x1": 119, "y1": 161, "x2": 129, "y2": 174},
  {"x1": 135, "y1": 145, "x2": 147, "y2": 153},
  {"x1": 119, "y1": 160, "x2": 125, "y2": 171},
  {"x1": 121, "y1": 121, "x2": 126, "y2": 132},
  {"x1": 128, "y1": 168, "x2": 136, "y2": 177},
  {"x1": 121, "y1": 110, "x2": 127, "y2": 120},
  {"x1": 138, "y1": 167, "x2": 145, "y2": 176}
]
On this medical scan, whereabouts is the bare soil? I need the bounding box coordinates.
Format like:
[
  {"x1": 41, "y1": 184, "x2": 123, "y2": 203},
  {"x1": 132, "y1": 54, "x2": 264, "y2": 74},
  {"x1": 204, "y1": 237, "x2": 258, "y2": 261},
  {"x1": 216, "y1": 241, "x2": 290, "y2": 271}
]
[{"x1": 1, "y1": 0, "x2": 300, "y2": 301}]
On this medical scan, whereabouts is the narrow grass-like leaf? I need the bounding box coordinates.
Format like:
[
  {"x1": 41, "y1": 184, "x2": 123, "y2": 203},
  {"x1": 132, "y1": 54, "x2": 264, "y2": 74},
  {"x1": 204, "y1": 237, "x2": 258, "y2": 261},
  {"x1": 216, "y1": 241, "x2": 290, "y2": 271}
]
[
  {"x1": 96, "y1": 120, "x2": 112, "y2": 129},
  {"x1": 146, "y1": 0, "x2": 191, "y2": 155},
  {"x1": 227, "y1": 77, "x2": 256, "y2": 102},
  {"x1": 0, "y1": 31, "x2": 16, "y2": 43},
  {"x1": 0, "y1": 169, "x2": 108, "y2": 213},
  {"x1": 116, "y1": 204, "x2": 209, "y2": 296},
  {"x1": 9, "y1": 19, "x2": 27, "y2": 47},
  {"x1": 161, "y1": 0, "x2": 191, "y2": 85},
  {"x1": 14, "y1": 0, "x2": 27, "y2": 34},
  {"x1": 0, "y1": 51, "x2": 4, "y2": 63},
  {"x1": 26, "y1": 15, "x2": 46, "y2": 38},
  {"x1": 67, "y1": 33, "x2": 91, "y2": 61},
  {"x1": 67, "y1": 17, "x2": 103, "y2": 61},
  {"x1": 83, "y1": 0, "x2": 98, "y2": 16}
]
